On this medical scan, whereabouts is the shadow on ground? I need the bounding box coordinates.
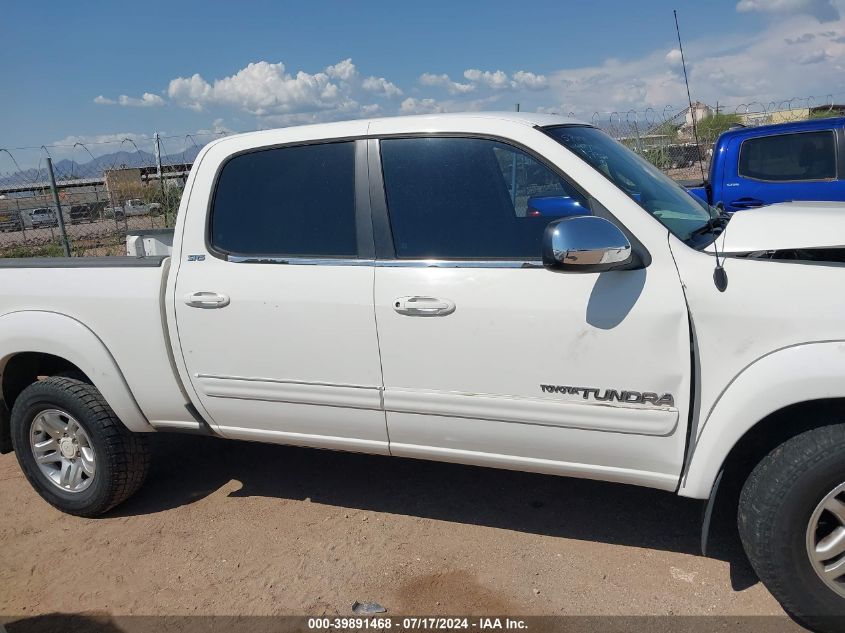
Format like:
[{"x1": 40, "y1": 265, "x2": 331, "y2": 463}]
[{"x1": 114, "y1": 434, "x2": 757, "y2": 591}]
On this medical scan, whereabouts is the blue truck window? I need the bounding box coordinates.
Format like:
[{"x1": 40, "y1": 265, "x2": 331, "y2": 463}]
[{"x1": 738, "y1": 131, "x2": 836, "y2": 182}]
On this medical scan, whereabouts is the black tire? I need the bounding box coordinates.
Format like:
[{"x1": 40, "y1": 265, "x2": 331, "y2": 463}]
[
  {"x1": 739, "y1": 423, "x2": 845, "y2": 630},
  {"x1": 10, "y1": 377, "x2": 149, "y2": 517}
]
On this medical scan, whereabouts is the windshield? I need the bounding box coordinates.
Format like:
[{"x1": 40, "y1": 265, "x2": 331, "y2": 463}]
[{"x1": 544, "y1": 125, "x2": 714, "y2": 240}]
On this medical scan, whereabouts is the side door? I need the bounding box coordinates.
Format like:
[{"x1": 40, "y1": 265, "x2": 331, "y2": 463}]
[
  {"x1": 370, "y1": 134, "x2": 691, "y2": 489},
  {"x1": 173, "y1": 139, "x2": 389, "y2": 454},
  {"x1": 725, "y1": 128, "x2": 843, "y2": 211}
]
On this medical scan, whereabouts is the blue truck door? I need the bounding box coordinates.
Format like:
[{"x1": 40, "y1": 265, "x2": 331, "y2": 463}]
[{"x1": 722, "y1": 126, "x2": 843, "y2": 212}]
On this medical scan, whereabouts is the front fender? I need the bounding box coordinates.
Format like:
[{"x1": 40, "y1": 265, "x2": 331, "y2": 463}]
[
  {"x1": 679, "y1": 341, "x2": 845, "y2": 498},
  {"x1": 0, "y1": 311, "x2": 153, "y2": 432}
]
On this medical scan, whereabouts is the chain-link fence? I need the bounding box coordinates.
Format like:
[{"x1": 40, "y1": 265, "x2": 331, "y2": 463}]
[
  {"x1": 1, "y1": 96, "x2": 842, "y2": 258},
  {"x1": 585, "y1": 96, "x2": 843, "y2": 183},
  {"x1": 0, "y1": 132, "x2": 226, "y2": 257}
]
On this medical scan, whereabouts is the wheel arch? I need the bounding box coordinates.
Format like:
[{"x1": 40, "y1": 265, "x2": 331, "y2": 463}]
[
  {"x1": 681, "y1": 341, "x2": 845, "y2": 499},
  {"x1": 0, "y1": 311, "x2": 154, "y2": 445}
]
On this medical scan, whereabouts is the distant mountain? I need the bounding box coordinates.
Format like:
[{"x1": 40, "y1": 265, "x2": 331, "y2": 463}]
[{"x1": 0, "y1": 146, "x2": 203, "y2": 189}]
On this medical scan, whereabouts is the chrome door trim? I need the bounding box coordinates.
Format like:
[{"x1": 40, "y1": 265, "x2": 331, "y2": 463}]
[
  {"x1": 226, "y1": 255, "x2": 544, "y2": 268},
  {"x1": 227, "y1": 256, "x2": 373, "y2": 265},
  {"x1": 376, "y1": 259, "x2": 544, "y2": 269}
]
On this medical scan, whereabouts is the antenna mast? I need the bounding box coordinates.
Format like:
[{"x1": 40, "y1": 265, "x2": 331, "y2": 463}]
[{"x1": 674, "y1": 9, "x2": 707, "y2": 183}]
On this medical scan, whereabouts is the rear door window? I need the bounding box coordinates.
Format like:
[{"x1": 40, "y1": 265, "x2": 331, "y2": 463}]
[
  {"x1": 738, "y1": 131, "x2": 836, "y2": 181},
  {"x1": 210, "y1": 141, "x2": 357, "y2": 257}
]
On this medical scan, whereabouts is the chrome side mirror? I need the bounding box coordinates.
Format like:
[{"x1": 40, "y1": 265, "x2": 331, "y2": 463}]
[{"x1": 542, "y1": 216, "x2": 635, "y2": 271}]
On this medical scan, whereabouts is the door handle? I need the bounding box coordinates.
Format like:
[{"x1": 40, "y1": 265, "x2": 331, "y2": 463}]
[
  {"x1": 393, "y1": 296, "x2": 456, "y2": 316},
  {"x1": 184, "y1": 291, "x2": 230, "y2": 309},
  {"x1": 730, "y1": 198, "x2": 764, "y2": 209}
]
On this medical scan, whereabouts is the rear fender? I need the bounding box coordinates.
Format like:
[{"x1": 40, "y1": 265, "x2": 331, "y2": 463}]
[{"x1": 0, "y1": 311, "x2": 153, "y2": 433}]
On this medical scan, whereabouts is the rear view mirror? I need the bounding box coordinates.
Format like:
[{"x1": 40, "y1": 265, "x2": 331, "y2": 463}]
[{"x1": 542, "y1": 216, "x2": 636, "y2": 272}]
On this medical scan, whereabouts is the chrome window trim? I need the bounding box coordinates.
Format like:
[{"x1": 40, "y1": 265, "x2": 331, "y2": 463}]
[
  {"x1": 376, "y1": 259, "x2": 543, "y2": 268},
  {"x1": 226, "y1": 255, "x2": 543, "y2": 268},
  {"x1": 227, "y1": 256, "x2": 372, "y2": 266}
]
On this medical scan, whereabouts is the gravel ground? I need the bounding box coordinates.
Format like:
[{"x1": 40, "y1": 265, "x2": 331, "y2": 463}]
[{"x1": 0, "y1": 433, "x2": 800, "y2": 626}]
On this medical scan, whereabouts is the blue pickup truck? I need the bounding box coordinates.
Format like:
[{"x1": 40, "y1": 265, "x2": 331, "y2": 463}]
[{"x1": 687, "y1": 116, "x2": 845, "y2": 212}]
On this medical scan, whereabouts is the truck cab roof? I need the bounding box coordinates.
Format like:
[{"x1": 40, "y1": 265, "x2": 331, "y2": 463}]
[{"x1": 207, "y1": 111, "x2": 586, "y2": 150}]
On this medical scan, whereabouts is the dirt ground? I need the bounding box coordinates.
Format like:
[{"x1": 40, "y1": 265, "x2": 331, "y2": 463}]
[{"x1": 0, "y1": 434, "x2": 800, "y2": 626}]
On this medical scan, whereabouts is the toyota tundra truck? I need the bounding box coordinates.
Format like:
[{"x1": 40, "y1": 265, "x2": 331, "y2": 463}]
[{"x1": 1, "y1": 113, "x2": 845, "y2": 627}]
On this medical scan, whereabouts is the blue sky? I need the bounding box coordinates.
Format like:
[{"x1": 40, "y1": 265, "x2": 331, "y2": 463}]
[{"x1": 2, "y1": 0, "x2": 844, "y2": 162}]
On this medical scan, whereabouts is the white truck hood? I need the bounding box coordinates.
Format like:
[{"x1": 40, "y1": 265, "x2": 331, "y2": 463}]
[{"x1": 707, "y1": 201, "x2": 845, "y2": 254}]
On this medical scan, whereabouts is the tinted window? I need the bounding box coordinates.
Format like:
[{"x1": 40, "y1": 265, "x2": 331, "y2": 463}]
[
  {"x1": 380, "y1": 137, "x2": 590, "y2": 259},
  {"x1": 545, "y1": 125, "x2": 713, "y2": 240},
  {"x1": 739, "y1": 131, "x2": 836, "y2": 181},
  {"x1": 211, "y1": 142, "x2": 357, "y2": 256}
]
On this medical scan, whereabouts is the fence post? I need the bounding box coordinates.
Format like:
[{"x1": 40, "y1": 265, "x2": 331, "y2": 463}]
[
  {"x1": 46, "y1": 157, "x2": 71, "y2": 257},
  {"x1": 154, "y1": 132, "x2": 167, "y2": 226}
]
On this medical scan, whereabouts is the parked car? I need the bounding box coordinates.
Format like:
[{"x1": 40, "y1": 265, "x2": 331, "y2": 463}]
[
  {"x1": 29, "y1": 207, "x2": 57, "y2": 228},
  {"x1": 105, "y1": 198, "x2": 162, "y2": 220},
  {"x1": 0, "y1": 210, "x2": 23, "y2": 233},
  {"x1": 2, "y1": 113, "x2": 845, "y2": 628},
  {"x1": 687, "y1": 116, "x2": 845, "y2": 211},
  {"x1": 69, "y1": 204, "x2": 94, "y2": 225}
]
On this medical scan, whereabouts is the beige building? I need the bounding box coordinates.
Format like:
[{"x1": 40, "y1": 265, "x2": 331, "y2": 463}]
[{"x1": 104, "y1": 168, "x2": 143, "y2": 203}]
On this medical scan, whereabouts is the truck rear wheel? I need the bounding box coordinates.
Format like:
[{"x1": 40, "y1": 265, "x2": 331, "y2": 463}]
[
  {"x1": 10, "y1": 376, "x2": 149, "y2": 517},
  {"x1": 738, "y1": 423, "x2": 845, "y2": 629}
]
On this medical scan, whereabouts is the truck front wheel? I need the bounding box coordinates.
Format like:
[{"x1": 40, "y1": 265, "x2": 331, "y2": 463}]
[
  {"x1": 10, "y1": 376, "x2": 149, "y2": 517},
  {"x1": 739, "y1": 423, "x2": 845, "y2": 628}
]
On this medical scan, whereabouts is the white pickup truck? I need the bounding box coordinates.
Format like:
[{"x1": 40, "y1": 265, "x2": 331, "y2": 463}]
[
  {"x1": 105, "y1": 198, "x2": 162, "y2": 220},
  {"x1": 1, "y1": 113, "x2": 844, "y2": 625}
]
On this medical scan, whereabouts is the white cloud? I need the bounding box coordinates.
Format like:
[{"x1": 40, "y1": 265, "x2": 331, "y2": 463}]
[
  {"x1": 194, "y1": 118, "x2": 235, "y2": 136},
  {"x1": 419, "y1": 72, "x2": 475, "y2": 94},
  {"x1": 512, "y1": 71, "x2": 548, "y2": 90},
  {"x1": 104, "y1": 15, "x2": 843, "y2": 132},
  {"x1": 362, "y1": 76, "x2": 403, "y2": 98},
  {"x1": 399, "y1": 95, "x2": 503, "y2": 115},
  {"x1": 539, "y1": 13, "x2": 845, "y2": 121},
  {"x1": 166, "y1": 59, "x2": 406, "y2": 123},
  {"x1": 419, "y1": 69, "x2": 548, "y2": 93},
  {"x1": 400, "y1": 97, "x2": 447, "y2": 114},
  {"x1": 121, "y1": 93, "x2": 166, "y2": 107},
  {"x1": 785, "y1": 32, "x2": 817, "y2": 43},
  {"x1": 93, "y1": 92, "x2": 165, "y2": 107},
  {"x1": 463, "y1": 68, "x2": 512, "y2": 89},
  {"x1": 665, "y1": 49, "x2": 683, "y2": 70},
  {"x1": 797, "y1": 47, "x2": 832, "y2": 62},
  {"x1": 325, "y1": 58, "x2": 357, "y2": 81},
  {"x1": 52, "y1": 132, "x2": 151, "y2": 146},
  {"x1": 736, "y1": 0, "x2": 840, "y2": 22}
]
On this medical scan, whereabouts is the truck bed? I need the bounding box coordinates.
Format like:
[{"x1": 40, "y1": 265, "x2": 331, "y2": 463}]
[{"x1": 0, "y1": 256, "x2": 188, "y2": 424}]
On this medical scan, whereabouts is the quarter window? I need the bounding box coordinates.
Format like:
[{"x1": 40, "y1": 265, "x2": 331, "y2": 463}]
[
  {"x1": 738, "y1": 131, "x2": 836, "y2": 181},
  {"x1": 210, "y1": 142, "x2": 357, "y2": 257},
  {"x1": 380, "y1": 137, "x2": 591, "y2": 259}
]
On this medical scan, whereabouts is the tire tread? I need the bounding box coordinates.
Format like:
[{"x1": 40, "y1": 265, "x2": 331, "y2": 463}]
[
  {"x1": 739, "y1": 423, "x2": 845, "y2": 625},
  {"x1": 11, "y1": 376, "x2": 149, "y2": 517}
]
